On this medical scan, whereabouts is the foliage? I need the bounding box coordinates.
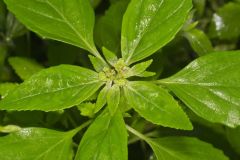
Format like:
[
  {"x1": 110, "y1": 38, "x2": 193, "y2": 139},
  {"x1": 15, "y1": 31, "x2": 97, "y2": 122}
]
[{"x1": 0, "y1": 0, "x2": 240, "y2": 159}]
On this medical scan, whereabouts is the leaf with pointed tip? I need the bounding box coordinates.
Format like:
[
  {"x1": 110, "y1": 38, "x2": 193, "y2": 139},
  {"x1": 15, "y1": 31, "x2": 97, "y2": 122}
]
[
  {"x1": 89, "y1": 55, "x2": 106, "y2": 72},
  {"x1": 121, "y1": 0, "x2": 192, "y2": 64},
  {"x1": 125, "y1": 59, "x2": 153, "y2": 78},
  {"x1": 95, "y1": 85, "x2": 109, "y2": 114},
  {"x1": 75, "y1": 110, "x2": 128, "y2": 160},
  {"x1": 102, "y1": 47, "x2": 118, "y2": 66},
  {"x1": 0, "y1": 65, "x2": 104, "y2": 111},
  {"x1": 4, "y1": 0, "x2": 99, "y2": 55},
  {"x1": 8, "y1": 56, "x2": 44, "y2": 80},
  {"x1": 184, "y1": 28, "x2": 213, "y2": 56},
  {"x1": 124, "y1": 81, "x2": 192, "y2": 130},
  {"x1": 0, "y1": 128, "x2": 76, "y2": 160},
  {"x1": 147, "y1": 136, "x2": 229, "y2": 160},
  {"x1": 107, "y1": 85, "x2": 120, "y2": 115},
  {"x1": 158, "y1": 51, "x2": 240, "y2": 127}
]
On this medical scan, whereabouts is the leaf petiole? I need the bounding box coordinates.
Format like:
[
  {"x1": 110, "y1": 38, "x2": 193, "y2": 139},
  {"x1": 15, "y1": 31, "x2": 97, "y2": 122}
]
[{"x1": 126, "y1": 124, "x2": 149, "y2": 142}]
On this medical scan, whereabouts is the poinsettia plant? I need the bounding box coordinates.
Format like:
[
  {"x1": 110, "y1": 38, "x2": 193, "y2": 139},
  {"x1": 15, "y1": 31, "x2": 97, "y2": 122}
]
[{"x1": 0, "y1": 0, "x2": 240, "y2": 159}]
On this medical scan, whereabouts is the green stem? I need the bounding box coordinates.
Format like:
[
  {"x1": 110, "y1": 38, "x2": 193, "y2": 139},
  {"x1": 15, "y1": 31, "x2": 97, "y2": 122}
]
[
  {"x1": 69, "y1": 120, "x2": 92, "y2": 136},
  {"x1": 126, "y1": 125, "x2": 149, "y2": 142},
  {"x1": 128, "y1": 130, "x2": 159, "y2": 144}
]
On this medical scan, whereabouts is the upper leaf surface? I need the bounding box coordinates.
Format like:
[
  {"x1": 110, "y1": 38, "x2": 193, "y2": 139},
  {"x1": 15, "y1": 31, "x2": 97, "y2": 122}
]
[
  {"x1": 148, "y1": 136, "x2": 229, "y2": 160},
  {"x1": 0, "y1": 65, "x2": 103, "y2": 111},
  {"x1": 4, "y1": 0, "x2": 99, "y2": 55},
  {"x1": 124, "y1": 81, "x2": 192, "y2": 130},
  {"x1": 75, "y1": 110, "x2": 128, "y2": 160},
  {"x1": 0, "y1": 128, "x2": 75, "y2": 160},
  {"x1": 121, "y1": 0, "x2": 192, "y2": 64},
  {"x1": 8, "y1": 56, "x2": 43, "y2": 80},
  {"x1": 158, "y1": 51, "x2": 240, "y2": 127}
]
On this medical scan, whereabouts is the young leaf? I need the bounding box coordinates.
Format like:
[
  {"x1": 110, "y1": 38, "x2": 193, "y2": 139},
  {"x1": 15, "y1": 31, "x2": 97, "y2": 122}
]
[
  {"x1": 121, "y1": 0, "x2": 192, "y2": 64},
  {"x1": 184, "y1": 28, "x2": 213, "y2": 56},
  {"x1": 95, "y1": 85, "x2": 110, "y2": 114},
  {"x1": 102, "y1": 47, "x2": 118, "y2": 66},
  {"x1": 75, "y1": 110, "x2": 128, "y2": 160},
  {"x1": 0, "y1": 128, "x2": 76, "y2": 160},
  {"x1": 125, "y1": 59, "x2": 153, "y2": 78},
  {"x1": 158, "y1": 51, "x2": 240, "y2": 127},
  {"x1": 124, "y1": 81, "x2": 192, "y2": 130},
  {"x1": 0, "y1": 83, "x2": 18, "y2": 98},
  {"x1": 0, "y1": 65, "x2": 104, "y2": 111},
  {"x1": 4, "y1": 0, "x2": 99, "y2": 56},
  {"x1": 8, "y1": 56, "x2": 43, "y2": 80},
  {"x1": 89, "y1": 55, "x2": 106, "y2": 72},
  {"x1": 147, "y1": 136, "x2": 228, "y2": 160},
  {"x1": 107, "y1": 85, "x2": 120, "y2": 115},
  {"x1": 77, "y1": 102, "x2": 95, "y2": 118}
]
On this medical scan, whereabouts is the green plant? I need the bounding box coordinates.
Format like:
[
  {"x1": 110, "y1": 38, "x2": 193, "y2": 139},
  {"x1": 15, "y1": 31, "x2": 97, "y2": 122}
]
[{"x1": 0, "y1": 0, "x2": 240, "y2": 159}]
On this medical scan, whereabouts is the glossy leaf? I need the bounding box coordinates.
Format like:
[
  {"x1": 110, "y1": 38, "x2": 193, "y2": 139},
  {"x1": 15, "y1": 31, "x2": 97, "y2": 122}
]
[
  {"x1": 125, "y1": 59, "x2": 153, "y2": 78},
  {"x1": 147, "y1": 136, "x2": 228, "y2": 160},
  {"x1": 95, "y1": 0, "x2": 129, "y2": 54},
  {"x1": 124, "y1": 81, "x2": 192, "y2": 130},
  {"x1": 4, "y1": 0, "x2": 99, "y2": 55},
  {"x1": 107, "y1": 85, "x2": 120, "y2": 115},
  {"x1": 0, "y1": 83, "x2": 18, "y2": 98},
  {"x1": 158, "y1": 51, "x2": 240, "y2": 127},
  {"x1": 121, "y1": 0, "x2": 192, "y2": 64},
  {"x1": 8, "y1": 56, "x2": 43, "y2": 80},
  {"x1": 0, "y1": 65, "x2": 103, "y2": 111},
  {"x1": 75, "y1": 110, "x2": 128, "y2": 160},
  {"x1": 209, "y1": 2, "x2": 240, "y2": 40},
  {"x1": 0, "y1": 128, "x2": 75, "y2": 160},
  {"x1": 184, "y1": 28, "x2": 213, "y2": 56}
]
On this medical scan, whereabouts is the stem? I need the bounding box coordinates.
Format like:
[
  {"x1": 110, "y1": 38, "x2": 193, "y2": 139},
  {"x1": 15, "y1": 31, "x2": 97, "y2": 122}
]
[
  {"x1": 126, "y1": 125, "x2": 149, "y2": 142},
  {"x1": 128, "y1": 130, "x2": 159, "y2": 145},
  {"x1": 69, "y1": 120, "x2": 92, "y2": 136}
]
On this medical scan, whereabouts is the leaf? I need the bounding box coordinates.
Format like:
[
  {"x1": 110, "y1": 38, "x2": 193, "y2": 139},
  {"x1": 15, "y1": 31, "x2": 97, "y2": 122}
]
[
  {"x1": 95, "y1": 85, "x2": 109, "y2": 113},
  {"x1": 102, "y1": 47, "x2": 118, "y2": 66},
  {"x1": 8, "y1": 56, "x2": 44, "y2": 80},
  {"x1": 121, "y1": 0, "x2": 192, "y2": 64},
  {"x1": 107, "y1": 85, "x2": 120, "y2": 115},
  {"x1": 125, "y1": 59, "x2": 153, "y2": 78},
  {"x1": 184, "y1": 28, "x2": 213, "y2": 56},
  {"x1": 0, "y1": 128, "x2": 75, "y2": 160},
  {"x1": 94, "y1": 0, "x2": 129, "y2": 54},
  {"x1": 4, "y1": 0, "x2": 99, "y2": 55},
  {"x1": 124, "y1": 81, "x2": 192, "y2": 130},
  {"x1": 0, "y1": 65, "x2": 104, "y2": 111},
  {"x1": 208, "y1": 2, "x2": 240, "y2": 40},
  {"x1": 75, "y1": 110, "x2": 128, "y2": 160},
  {"x1": 147, "y1": 136, "x2": 229, "y2": 160},
  {"x1": 0, "y1": 125, "x2": 21, "y2": 133},
  {"x1": 226, "y1": 126, "x2": 240, "y2": 154},
  {"x1": 158, "y1": 51, "x2": 240, "y2": 127},
  {"x1": 89, "y1": 55, "x2": 106, "y2": 72},
  {"x1": 0, "y1": 83, "x2": 18, "y2": 98},
  {"x1": 77, "y1": 102, "x2": 95, "y2": 118}
]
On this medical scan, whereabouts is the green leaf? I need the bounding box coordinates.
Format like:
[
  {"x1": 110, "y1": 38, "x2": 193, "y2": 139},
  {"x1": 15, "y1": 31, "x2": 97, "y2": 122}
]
[
  {"x1": 0, "y1": 128, "x2": 75, "y2": 160},
  {"x1": 77, "y1": 102, "x2": 95, "y2": 118},
  {"x1": 0, "y1": 0, "x2": 6, "y2": 30},
  {"x1": 89, "y1": 55, "x2": 106, "y2": 72},
  {"x1": 102, "y1": 47, "x2": 118, "y2": 66},
  {"x1": 0, "y1": 65, "x2": 104, "y2": 111},
  {"x1": 75, "y1": 110, "x2": 128, "y2": 160},
  {"x1": 0, "y1": 44, "x2": 7, "y2": 66},
  {"x1": 4, "y1": 0, "x2": 99, "y2": 56},
  {"x1": 147, "y1": 136, "x2": 229, "y2": 160},
  {"x1": 95, "y1": 85, "x2": 109, "y2": 114},
  {"x1": 184, "y1": 28, "x2": 213, "y2": 56},
  {"x1": 8, "y1": 56, "x2": 44, "y2": 80},
  {"x1": 107, "y1": 85, "x2": 120, "y2": 115},
  {"x1": 158, "y1": 51, "x2": 240, "y2": 127},
  {"x1": 125, "y1": 59, "x2": 153, "y2": 78},
  {"x1": 124, "y1": 81, "x2": 192, "y2": 130},
  {"x1": 95, "y1": 0, "x2": 129, "y2": 54},
  {"x1": 0, "y1": 125, "x2": 21, "y2": 133},
  {"x1": 0, "y1": 83, "x2": 18, "y2": 98},
  {"x1": 121, "y1": 0, "x2": 192, "y2": 64},
  {"x1": 226, "y1": 126, "x2": 240, "y2": 154},
  {"x1": 208, "y1": 2, "x2": 240, "y2": 40}
]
